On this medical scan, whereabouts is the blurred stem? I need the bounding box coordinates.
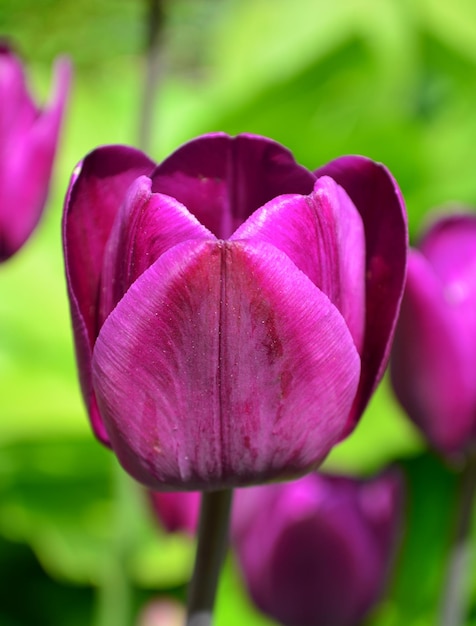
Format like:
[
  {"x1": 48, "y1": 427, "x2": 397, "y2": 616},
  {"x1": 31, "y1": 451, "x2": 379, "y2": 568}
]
[
  {"x1": 138, "y1": 0, "x2": 166, "y2": 153},
  {"x1": 95, "y1": 460, "x2": 141, "y2": 626},
  {"x1": 439, "y1": 450, "x2": 476, "y2": 626},
  {"x1": 186, "y1": 489, "x2": 233, "y2": 626},
  {"x1": 95, "y1": 3, "x2": 165, "y2": 626}
]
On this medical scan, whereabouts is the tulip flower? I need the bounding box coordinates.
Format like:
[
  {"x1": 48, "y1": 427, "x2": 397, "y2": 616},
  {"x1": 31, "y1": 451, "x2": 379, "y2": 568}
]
[
  {"x1": 149, "y1": 490, "x2": 200, "y2": 534},
  {"x1": 0, "y1": 44, "x2": 70, "y2": 261},
  {"x1": 137, "y1": 599, "x2": 185, "y2": 626},
  {"x1": 391, "y1": 214, "x2": 476, "y2": 455},
  {"x1": 233, "y1": 470, "x2": 403, "y2": 626},
  {"x1": 63, "y1": 133, "x2": 407, "y2": 491}
]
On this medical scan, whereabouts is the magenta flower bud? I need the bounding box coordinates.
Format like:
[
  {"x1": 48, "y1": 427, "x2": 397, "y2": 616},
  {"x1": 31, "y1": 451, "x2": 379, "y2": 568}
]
[
  {"x1": 148, "y1": 490, "x2": 200, "y2": 534},
  {"x1": 391, "y1": 214, "x2": 476, "y2": 455},
  {"x1": 233, "y1": 470, "x2": 403, "y2": 626},
  {"x1": 63, "y1": 133, "x2": 407, "y2": 490},
  {"x1": 0, "y1": 44, "x2": 71, "y2": 261}
]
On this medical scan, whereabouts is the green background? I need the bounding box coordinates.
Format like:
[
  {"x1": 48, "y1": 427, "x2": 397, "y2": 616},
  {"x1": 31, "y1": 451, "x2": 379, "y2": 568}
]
[{"x1": 0, "y1": 0, "x2": 475, "y2": 624}]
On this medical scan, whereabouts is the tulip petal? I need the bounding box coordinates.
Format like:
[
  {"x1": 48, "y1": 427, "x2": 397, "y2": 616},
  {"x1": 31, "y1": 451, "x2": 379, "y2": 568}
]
[
  {"x1": 233, "y1": 470, "x2": 402, "y2": 626},
  {"x1": 315, "y1": 156, "x2": 408, "y2": 434},
  {"x1": 391, "y1": 250, "x2": 476, "y2": 452},
  {"x1": 92, "y1": 239, "x2": 360, "y2": 490},
  {"x1": 419, "y1": 215, "x2": 476, "y2": 312},
  {"x1": 232, "y1": 176, "x2": 366, "y2": 352},
  {"x1": 264, "y1": 509, "x2": 379, "y2": 626},
  {"x1": 148, "y1": 490, "x2": 200, "y2": 534},
  {"x1": 150, "y1": 132, "x2": 315, "y2": 239},
  {"x1": 357, "y1": 468, "x2": 404, "y2": 560},
  {"x1": 63, "y1": 145, "x2": 155, "y2": 443},
  {"x1": 0, "y1": 54, "x2": 71, "y2": 260},
  {"x1": 0, "y1": 46, "x2": 36, "y2": 143},
  {"x1": 99, "y1": 175, "x2": 214, "y2": 324}
]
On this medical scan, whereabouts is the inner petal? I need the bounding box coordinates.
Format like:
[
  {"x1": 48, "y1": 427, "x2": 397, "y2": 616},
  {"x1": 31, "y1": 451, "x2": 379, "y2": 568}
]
[
  {"x1": 150, "y1": 133, "x2": 315, "y2": 239},
  {"x1": 99, "y1": 175, "x2": 214, "y2": 326},
  {"x1": 232, "y1": 176, "x2": 366, "y2": 353}
]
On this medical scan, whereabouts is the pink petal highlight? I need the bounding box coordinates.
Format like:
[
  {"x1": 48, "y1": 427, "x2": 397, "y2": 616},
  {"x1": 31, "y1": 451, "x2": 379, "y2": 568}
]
[{"x1": 420, "y1": 215, "x2": 476, "y2": 313}]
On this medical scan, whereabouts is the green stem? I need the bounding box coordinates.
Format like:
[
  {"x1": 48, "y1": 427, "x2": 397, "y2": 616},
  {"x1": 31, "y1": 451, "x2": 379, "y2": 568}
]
[
  {"x1": 138, "y1": 0, "x2": 165, "y2": 153},
  {"x1": 186, "y1": 489, "x2": 234, "y2": 626},
  {"x1": 439, "y1": 450, "x2": 476, "y2": 626}
]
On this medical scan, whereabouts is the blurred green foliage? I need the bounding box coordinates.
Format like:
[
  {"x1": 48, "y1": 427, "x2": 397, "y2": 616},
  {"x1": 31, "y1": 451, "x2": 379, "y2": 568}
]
[{"x1": 1, "y1": 0, "x2": 476, "y2": 624}]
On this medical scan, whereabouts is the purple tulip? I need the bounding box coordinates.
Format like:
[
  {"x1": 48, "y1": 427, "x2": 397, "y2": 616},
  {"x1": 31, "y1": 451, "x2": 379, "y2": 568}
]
[
  {"x1": 0, "y1": 44, "x2": 71, "y2": 261},
  {"x1": 391, "y1": 214, "x2": 476, "y2": 454},
  {"x1": 233, "y1": 470, "x2": 403, "y2": 626},
  {"x1": 63, "y1": 133, "x2": 407, "y2": 490},
  {"x1": 149, "y1": 490, "x2": 200, "y2": 534}
]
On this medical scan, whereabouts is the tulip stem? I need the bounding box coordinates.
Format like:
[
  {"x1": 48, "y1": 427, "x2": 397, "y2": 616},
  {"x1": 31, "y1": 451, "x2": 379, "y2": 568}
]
[
  {"x1": 439, "y1": 451, "x2": 476, "y2": 626},
  {"x1": 186, "y1": 489, "x2": 233, "y2": 626},
  {"x1": 138, "y1": 0, "x2": 165, "y2": 153}
]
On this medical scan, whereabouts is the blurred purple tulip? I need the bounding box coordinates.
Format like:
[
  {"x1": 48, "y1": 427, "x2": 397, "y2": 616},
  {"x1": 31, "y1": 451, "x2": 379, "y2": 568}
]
[
  {"x1": 149, "y1": 490, "x2": 200, "y2": 534},
  {"x1": 0, "y1": 44, "x2": 71, "y2": 261},
  {"x1": 63, "y1": 133, "x2": 407, "y2": 490},
  {"x1": 233, "y1": 470, "x2": 403, "y2": 626},
  {"x1": 391, "y1": 214, "x2": 476, "y2": 455}
]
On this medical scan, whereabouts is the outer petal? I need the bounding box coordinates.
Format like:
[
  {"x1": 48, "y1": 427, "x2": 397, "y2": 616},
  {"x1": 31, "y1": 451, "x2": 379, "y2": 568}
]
[
  {"x1": 0, "y1": 54, "x2": 71, "y2": 260},
  {"x1": 92, "y1": 239, "x2": 360, "y2": 490},
  {"x1": 259, "y1": 506, "x2": 380, "y2": 626},
  {"x1": 391, "y1": 250, "x2": 476, "y2": 453},
  {"x1": 150, "y1": 132, "x2": 315, "y2": 239},
  {"x1": 315, "y1": 156, "x2": 408, "y2": 434},
  {"x1": 232, "y1": 176, "x2": 366, "y2": 352},
  {"x1": 63, "y1": 145, "x2": 155, "y2": 443},
  {"x1": 0, "y1": 45, "x2": 36, "y2": 144},
  {"x1": 233, "y1": 470, "x2": 403, "y2": 626},
  {"x1": 356, "y1": 468, "x2": 404, "y2": 562},
  {"x1": 148, "y1": 490, "x2": 200, "y2": 534},
  {"x1": 99, "y1": 175, "x2": 214, "y2": 325},
  {"x1": 419, "y1": 215, "x2": 476, "y2": 330}
]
